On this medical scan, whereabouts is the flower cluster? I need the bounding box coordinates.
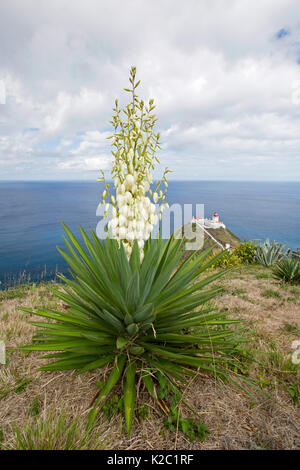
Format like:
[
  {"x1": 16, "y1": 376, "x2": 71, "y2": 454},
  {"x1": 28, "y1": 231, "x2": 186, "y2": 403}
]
[{"x1": 98, "y1": 66, "x2": 170, "y2": 259}]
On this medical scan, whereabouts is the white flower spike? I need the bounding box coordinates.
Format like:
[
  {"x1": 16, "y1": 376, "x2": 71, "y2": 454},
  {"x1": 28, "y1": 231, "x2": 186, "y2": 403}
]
[{"x1": 98, "y1": 67, "x2": 171, "y2": 259}]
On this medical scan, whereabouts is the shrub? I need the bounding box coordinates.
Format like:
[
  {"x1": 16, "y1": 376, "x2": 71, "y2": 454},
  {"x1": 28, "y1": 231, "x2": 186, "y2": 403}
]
[
  {"x1": 208, "y1": 241, "x2": 256, "y2": 269},
  {"x1": 234, "y1": 241, "x2": 257, "y2": 264},
  {"x1": 272, "y1": 258, "x2": 300, "y2": 284},
  {"x1": 21, "y1": 225, "x2": 247, "y2": 435},
  {"x1": 210, "y1": 250, "x2": 240, "y2": 268},
  {"x1": 255, "y1": 239, "x2": 285, "y2": 267}
]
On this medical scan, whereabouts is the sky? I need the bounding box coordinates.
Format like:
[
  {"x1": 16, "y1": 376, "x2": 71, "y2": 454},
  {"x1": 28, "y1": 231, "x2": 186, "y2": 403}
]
[{"x1": 1, "y1": 0, "x2": 300, "y2": 181}]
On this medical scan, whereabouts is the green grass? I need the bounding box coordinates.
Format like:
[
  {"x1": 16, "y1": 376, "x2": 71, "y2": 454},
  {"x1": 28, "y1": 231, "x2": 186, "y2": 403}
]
[
  {"x1": 258, "y1": 343, "x2": 299, "y2": 378},
  {"x1": 261, "y1": 289, "x2": 281, "y2": 299},
  {"x1": 282, "y1": 322, "x2": 300, "y2": 335},
  {"x1": 0, "y1": 281, "x2": 58, "y2": 302},
  {"x1": 14, "y1": 378, "x2": 32, "y2": 394},
  {"x1": 286, "y1": 297, "x2": 298, "y2": 303},
  {"x1": 28, "y1": 397, "x2": 40, "y2": 417},
  {"x1": 231, "y1": 288, "x2": 247, "y2": 296},
  {"x1": 290, "y1": 286, "x2": 300, "y2": 295},
  {"x1": 283, "y1": 381, "x2": 299, "y2": 405},
  {"x1": 0, "y1": 384, "x2": 11, "y2": 400},
  {"x1": 238, "y1": 294, "x2": 256, "y2": 304},
  {"x1": 255, "y1": 272, "x2": 273, "y2": 280},
  {"x1": 3, "y1": 410, "x2": 106, "y2": 450},
  {"x1": 0, "y1": 284, "x2": 35, "y2": 301}
]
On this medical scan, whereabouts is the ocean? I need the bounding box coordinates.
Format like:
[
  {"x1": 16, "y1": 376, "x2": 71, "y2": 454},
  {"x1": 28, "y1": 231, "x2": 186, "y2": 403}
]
[{"x1": 0, "y1": 181, "x2": 299, "y2": 289}]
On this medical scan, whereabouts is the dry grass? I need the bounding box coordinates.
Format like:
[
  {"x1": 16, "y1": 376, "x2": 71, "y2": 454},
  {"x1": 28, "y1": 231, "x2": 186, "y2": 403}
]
[{"x1": 0, "y1": 267, "x2": 299, "y2": 450}]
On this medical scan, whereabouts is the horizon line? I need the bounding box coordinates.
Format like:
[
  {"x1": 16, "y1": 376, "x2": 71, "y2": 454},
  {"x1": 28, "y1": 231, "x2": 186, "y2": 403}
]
[{"x1": 0, "y1": 179, "x2": 299, "y2": 183}]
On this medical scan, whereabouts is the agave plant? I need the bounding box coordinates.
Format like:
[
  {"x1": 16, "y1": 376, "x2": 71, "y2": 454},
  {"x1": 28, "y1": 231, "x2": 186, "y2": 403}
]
[
  {"x1": 255, "y1": 239, "x2": 285, "y2": 267},
  {"x1": 21, "y1": 224, "x2": 245, "y2": 434},
  {"x1": 272, "y1": 257, "x2": 300, "y2": 284}
]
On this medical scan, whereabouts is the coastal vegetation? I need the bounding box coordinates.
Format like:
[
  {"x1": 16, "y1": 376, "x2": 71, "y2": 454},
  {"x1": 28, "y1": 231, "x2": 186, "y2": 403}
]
[
  {"x1": 0, "y1": 68, "x2": 299, "y2": 450},
  {"x1": 210, "y1": 239, "x2": 300, "y2": 288},
  {"x1": 209, "y1": 240, "x2": 257, "y2": 268},
  {"x1": 16, "y1": 69, "x2": 252, "y2": 438},
  {"x1": 272, "y1": 258, "x2": 300, "y2": 284},
  {"x1": 255, "y1": 239, "x2": 287, "y2": 267},
  {"x1": 0, "y1": 263, "x2": 299, "y2": 449}
]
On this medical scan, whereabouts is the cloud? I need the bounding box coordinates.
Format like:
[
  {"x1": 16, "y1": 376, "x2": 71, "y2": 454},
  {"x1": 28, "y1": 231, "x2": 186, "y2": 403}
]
[
  {"x1": 57, "y1": 155, "x2": 111, "y2": 171},
  {"x1": 55, "y1": 129, "x2": 112, "y2": 174},
  {"x1": 42, "y1": 89, "x2": 107, "y2": 135},
  {"x1": 1, "y1": 0, "x2": 300, "y2": 180}
]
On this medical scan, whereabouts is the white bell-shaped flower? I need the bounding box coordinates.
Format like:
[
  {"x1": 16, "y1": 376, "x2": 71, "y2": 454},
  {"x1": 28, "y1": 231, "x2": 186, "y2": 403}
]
[
  {"x1": 117, "y1": 194, "x2": 124, "y2": 207},
  {"x1": 119, "y1": 227, "x2": 127, "y2": 239},
  {"x1": 120, "y1": 204, "x2": 129, "y2": 216},
  {"x1": 143, "y1": 230, "x2": 150, "y2": 240},
  {"x1": 150, "y1": 213, "x2": 156, "y2": 225},
  {"x1": 124, "y1": 191, "x2": 132, "y2": 204},
  {"x1": 140, "y1": 208, "x2": 148, "y2": 221},
  {"x1": 127, "y1": 231, "x2": 135, "y2": 242},
  {"x1": 125, "y1": 174, "x2": 135, "y2": 190},
  {"x1": 136, "y1": 220, "x2": 145, "y2": 232},
  {"x1": 118, "y1": 214, "x2": 127, "y2": 227},
  {"x1": 112, "y1": 227, "x2": 119, "y2": 237},
  {"x1": 127, "y1": 207, "x2": 134, "y2": 218},
  {"x1": 145, "y1": 222, "x2": 153, "y2": 233},
  {"x1": 110, "y1": 217, "x2": 118, "y2": 229}
]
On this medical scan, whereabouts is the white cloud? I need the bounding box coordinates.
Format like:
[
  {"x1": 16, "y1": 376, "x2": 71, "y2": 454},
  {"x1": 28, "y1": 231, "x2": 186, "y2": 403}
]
[
  {"x1": 0, "y1": 0, "x2": 300, "y2": 180},
  {"x1": 57, "y1": 155, "x2": 111, "y2": 171},
  {"x1": 43, "y1": 89, "x2": 107, "y2": 134}
]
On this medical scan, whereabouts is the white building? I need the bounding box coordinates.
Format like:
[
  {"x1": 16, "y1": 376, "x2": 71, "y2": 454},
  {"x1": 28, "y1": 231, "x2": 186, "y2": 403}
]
[
  {"x1": 192, "y1": 211, "x2": 229, "y2": 251},
  {"x1": 193, "y1": 211, "x2": 226, "y2": 230}
]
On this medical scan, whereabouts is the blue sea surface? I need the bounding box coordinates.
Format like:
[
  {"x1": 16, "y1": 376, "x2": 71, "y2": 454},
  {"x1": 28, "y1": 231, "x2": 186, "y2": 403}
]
[{"x1": 0, "y1": 181, "x2": 299, "y2": 288}]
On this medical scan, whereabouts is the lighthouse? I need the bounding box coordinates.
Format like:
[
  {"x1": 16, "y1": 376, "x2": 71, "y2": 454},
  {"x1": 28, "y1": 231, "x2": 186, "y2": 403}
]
[
  {"x1": 192, "y1": 210, "x2": 225, "y2": 229},
  {"x1": 213, "y1": 211, "x2": 219, "y2": 222}
]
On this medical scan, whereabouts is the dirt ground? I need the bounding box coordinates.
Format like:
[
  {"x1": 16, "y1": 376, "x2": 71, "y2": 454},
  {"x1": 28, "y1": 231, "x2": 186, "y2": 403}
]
[{"x1": 0, "y1": 264, "x2": 299, "y2": 450}]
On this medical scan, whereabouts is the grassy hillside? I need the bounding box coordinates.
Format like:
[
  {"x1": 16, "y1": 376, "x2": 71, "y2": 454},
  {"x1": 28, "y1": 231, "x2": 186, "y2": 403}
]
[
  {"x1": 175, "y1": 222, "x2": 241, "y2": 259},
  {"x1": 0, "y1": 264, "x2": 299, "y2": 450}
]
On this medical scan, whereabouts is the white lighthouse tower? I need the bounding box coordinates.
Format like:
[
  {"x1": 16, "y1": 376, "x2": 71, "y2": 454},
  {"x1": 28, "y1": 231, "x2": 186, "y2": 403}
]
[
  {"x1": 212, "y1": 211, "x2": 219, "y2": 222},
  {"x1": 193, "y1": 211, "x2": 225, "y2": 230}
]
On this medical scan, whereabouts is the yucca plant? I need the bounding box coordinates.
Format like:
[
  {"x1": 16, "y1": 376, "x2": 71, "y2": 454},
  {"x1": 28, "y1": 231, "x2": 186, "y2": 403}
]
[
  {"x1": 255, "y1": 239, "x2": 285, "y2": 267},
  {"x1": 272, "y1": 258, "x2": 300, "y2": 284},
  {"x1": 21, "y1": 224, "x2": 246, "y2": 434},
  {"x1": 20, "y1": 68, "x2": 252, "y2": 435}
]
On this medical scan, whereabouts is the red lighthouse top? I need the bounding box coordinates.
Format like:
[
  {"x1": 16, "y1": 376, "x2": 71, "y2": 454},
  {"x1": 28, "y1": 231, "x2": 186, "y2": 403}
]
[{"x1": 213, "y1": 212, "x2": 218, "y2": 217}]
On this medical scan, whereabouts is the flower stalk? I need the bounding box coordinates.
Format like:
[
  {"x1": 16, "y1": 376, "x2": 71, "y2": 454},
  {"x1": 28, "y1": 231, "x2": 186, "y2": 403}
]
[{"x1": 98, "y1": 66, "x2": 171, "y2": 258}]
